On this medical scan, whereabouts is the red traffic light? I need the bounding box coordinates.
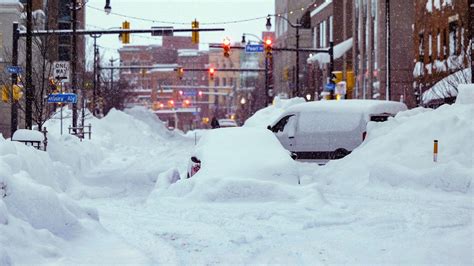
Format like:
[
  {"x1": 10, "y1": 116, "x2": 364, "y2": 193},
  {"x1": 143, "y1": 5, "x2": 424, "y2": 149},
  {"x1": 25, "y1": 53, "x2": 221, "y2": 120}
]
[
  {"x1": 209, "y1": 68, "x2": 215, "y2": 74},
  {"x1": 265, "y1": 39, "x2": 272, "y2": 46},
  {"x1": 223, "y1": 38, "x2": 231, "y2": 46}
]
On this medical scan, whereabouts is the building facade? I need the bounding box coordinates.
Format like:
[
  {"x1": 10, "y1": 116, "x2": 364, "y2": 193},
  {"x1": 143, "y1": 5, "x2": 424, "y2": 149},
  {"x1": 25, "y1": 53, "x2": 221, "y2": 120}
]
[
  {"x1": 413, "y1": 0, "x2": 470, "y2": 106},
  {"x1": 352, "y1": 0, "x2": 415, "y2": 107},
  {"x1": 273, "y1": 0, "x2": 314, "y2": 98}
]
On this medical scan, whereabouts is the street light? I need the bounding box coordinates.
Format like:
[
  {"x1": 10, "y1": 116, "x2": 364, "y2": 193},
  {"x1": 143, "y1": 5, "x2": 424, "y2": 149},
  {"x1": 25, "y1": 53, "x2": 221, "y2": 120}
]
[
  {"x1": 104, "y1": 0, "x2": 112, "y2": 14},
  {"x1": 266, "y1": 14, "x2": 303, "y2": 98}
]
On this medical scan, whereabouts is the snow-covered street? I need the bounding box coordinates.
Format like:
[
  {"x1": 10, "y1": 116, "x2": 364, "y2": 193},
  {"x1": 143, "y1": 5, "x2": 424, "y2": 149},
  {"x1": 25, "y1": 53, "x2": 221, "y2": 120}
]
[{"x1": 1, "y1": 92, "x2": 473, "y2": 264}]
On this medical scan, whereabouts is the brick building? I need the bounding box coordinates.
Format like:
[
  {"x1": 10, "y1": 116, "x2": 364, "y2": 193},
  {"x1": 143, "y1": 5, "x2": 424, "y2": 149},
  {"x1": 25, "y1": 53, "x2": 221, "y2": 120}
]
[
  {"x1": 273, "y1": 0, "x2": 314, "y2": 98},
  {"x1": 118, "y1": 36, "x2": 212, "y2": 131},
  {"x1": 208, "y1": 43, "x2": 241, "y2": 120},
  {"x1": 351, "y1": 0, "x2": 415, "y2": 107},
  {"x1": 305, "y1": 0, "x2": 353, "y2": 100},
  {"x1": 413, "y1": 0, "x2": 470, "y2": 106}
]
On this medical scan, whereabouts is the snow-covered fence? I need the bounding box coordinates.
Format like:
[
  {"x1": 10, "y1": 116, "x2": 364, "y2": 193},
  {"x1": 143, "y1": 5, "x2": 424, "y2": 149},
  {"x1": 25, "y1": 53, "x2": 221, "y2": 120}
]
[
  {"x1": 68, "y1": 123, "x2": 92, "y2": 141},
  {"x1": 11, "y1": 128, "x2": 48, "y2": 151}
]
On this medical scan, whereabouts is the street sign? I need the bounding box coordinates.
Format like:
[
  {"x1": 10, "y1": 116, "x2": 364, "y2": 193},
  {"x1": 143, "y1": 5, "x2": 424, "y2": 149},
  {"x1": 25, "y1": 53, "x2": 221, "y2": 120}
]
[
  {"x1": 7, "y1": 66, "x2": 23, "y2": 74},
  {"x1": 47, "y1": 93, "x2": 77, "y2": 103},
  {"x1": 52, "y1": 61, "x2": 70, "y2": 82},
  {"x1": 245, "y1": 44, "x2": 264, "y2": 53},
  {"x1": 325, "y1": 82, "x2": 336, "y2": 91},
  {"x1": 183, "y1": 90, "x2": 197, "y2": 96}
]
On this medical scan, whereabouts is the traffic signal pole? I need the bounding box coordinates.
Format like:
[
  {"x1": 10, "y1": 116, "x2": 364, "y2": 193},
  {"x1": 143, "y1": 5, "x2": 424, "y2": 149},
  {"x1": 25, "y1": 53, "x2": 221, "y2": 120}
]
[
  {"x1": 10, "y1": 22, "x2": 19, "y2": 137},
  {"x1": 10, "y1": 25, "x2": 224, "y2": 136}
]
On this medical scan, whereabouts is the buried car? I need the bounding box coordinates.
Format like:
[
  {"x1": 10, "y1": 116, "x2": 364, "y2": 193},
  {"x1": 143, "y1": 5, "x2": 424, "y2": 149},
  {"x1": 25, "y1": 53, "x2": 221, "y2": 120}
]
[{"x1": 186, "y1": 127, "x2": 299, "y2": 184}]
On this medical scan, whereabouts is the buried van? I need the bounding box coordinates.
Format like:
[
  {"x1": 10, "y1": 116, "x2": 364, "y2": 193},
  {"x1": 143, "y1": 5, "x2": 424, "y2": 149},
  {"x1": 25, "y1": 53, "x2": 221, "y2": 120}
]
[{"x1": 267, "y1": 100, "x2": 407, "y2": 162}]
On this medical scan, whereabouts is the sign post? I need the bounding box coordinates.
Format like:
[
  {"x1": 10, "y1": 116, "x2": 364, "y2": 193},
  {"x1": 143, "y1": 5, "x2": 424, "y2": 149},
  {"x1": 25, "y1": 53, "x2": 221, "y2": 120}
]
[{"x1": 47, "y1": 92, "x2": 77, "y2": 135}]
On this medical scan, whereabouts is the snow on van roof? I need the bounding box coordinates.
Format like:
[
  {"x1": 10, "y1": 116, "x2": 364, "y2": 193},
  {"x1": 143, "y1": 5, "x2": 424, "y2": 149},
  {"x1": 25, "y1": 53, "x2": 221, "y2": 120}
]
[{"x1": 285, "y1": 100, "x2": 407, "y2": 116}]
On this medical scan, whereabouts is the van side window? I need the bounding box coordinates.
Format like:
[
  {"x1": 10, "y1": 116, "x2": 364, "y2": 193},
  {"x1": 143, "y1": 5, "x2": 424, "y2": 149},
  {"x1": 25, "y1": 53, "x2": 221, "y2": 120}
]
[{"x1": 272, "y1": 115, "x2": 294, "y2": 132}]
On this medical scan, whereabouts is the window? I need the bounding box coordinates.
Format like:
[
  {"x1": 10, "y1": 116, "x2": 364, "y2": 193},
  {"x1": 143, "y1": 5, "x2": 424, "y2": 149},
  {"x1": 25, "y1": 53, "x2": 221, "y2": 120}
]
[
  {"x1": 214, "y1": 77, "x2": 220, "y2": 87},
  {"x1": 329, "y1": 16, "x2": 333, "y2": 42},
  {"x1": 271, "y1": 115, "x2": 294, "y2": 133},
  {"x1": 449, "y1": 21, "x2": 457, "y2": 56},
  {"x1": 313, "y1": 27, "x2": 317, "y2": 48},
  {"x1": 223, "y1": 78, "x2": 227, "y2": 87}
]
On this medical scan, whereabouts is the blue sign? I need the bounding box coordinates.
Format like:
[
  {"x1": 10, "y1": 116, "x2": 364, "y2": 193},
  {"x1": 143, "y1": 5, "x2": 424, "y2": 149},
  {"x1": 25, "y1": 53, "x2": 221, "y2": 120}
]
[
  {"x1": 325, "y1": 83, "x2": 336, "y2": 91},
  {"x1": 47, "y1": 93, "x2": 78, "y2": 103},
  {"x1": 7, "y1": 66, "x2": 23, "y2": 74},
  {"x1": 183, "y1": 90, "x2": 197, "y2": 97},
  {"x1": 245, "y1": 44, "x2": 264, "y2": 53}
]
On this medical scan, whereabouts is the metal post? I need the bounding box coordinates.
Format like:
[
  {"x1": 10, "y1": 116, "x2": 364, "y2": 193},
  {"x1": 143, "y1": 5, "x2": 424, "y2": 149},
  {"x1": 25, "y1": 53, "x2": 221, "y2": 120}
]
[
  {"x1": 71, "y1": 0, "x2": 78, "y2": 130},
  {"x1": 91, "y1": 34, "x2": 100, "y2": 116},
  {"x1": 470, "y1": 0, "x2": 474, "y2": 83},
  {"x1": 329, "y1": 41, "x2": 335, "y2": 99},
  {"x1": 295, "y1": 20, "x2": 300, "y2": 98},
  {"x1": 25, "y1": 0, "x2": 33, "y2": 129},
  {"x1": 386, "y1": 0, "x2": 391, "y2": 100},
  {"x1": 265, "y1": 56, "x2": 269, "y2": 105},
  {"x1": 10, "y1": 22, "x2": 19, "y2": 137}
]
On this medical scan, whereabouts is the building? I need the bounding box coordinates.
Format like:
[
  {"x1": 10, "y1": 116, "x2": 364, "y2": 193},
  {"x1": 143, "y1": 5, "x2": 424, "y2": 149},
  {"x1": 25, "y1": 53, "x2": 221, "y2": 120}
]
[
  {"x1": 208, "y1": 43, "x2": 241, "y2": 120},
  {"x1": 273, "y1": 0, "x2": 313, "y2": 98},
  {"x1": 305, "y1": 0, "x2": 353, "y2": 100},
  {"x1": 352, "y1": 0, "x2": 415, "y2": 107},
  {"x1": 413, "y1": 0, "x2": 470, "y2": 106},
  {"x1": 0, "y1": 0, "x2": 22, "y2": 138},
  {"x1": 118, "y1": 36, "x2": 212, "y2": 131}
]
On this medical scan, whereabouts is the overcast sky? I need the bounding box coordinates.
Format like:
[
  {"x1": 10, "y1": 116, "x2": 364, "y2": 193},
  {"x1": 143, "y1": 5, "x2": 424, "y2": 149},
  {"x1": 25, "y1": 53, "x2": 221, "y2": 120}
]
[{"x1": 85, "y1": 0, "x2": 275, "y2": 64}]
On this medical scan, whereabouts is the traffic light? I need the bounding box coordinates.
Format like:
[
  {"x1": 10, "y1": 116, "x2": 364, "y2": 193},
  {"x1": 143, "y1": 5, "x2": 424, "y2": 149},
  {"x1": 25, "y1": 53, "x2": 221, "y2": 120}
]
[
  {"x1": 177, "y1": 67, "x2": 184, "y2": 80},
  {"x1": 223, "y1": 38, "x2": 231, "y2": 57},
  {"x1": 183, "y1": 99, "x2": 191, "y2": 107},
  {"x1": 122, "y1": 21, "x2": 130, "y2": 44},
  {"x1": 331, "y1": 71, "x2": 343, "y2": 83},
  {"x1": 191, "y1": 19, "x2": 199, "y2": 44},
  {"x1": 1, "y1": 85, "x2": 22, "y2": 103},
  {"x1": 264, "y1": 38, "x2": 272, "y2": 58},
  {"x1": 209, "y1": 67, "x2": 215, "y2": 80},
  {"x1": 49, "y1": 78, "x2": 57, "y2": 92},
  {"x1": 168, "y1": 100, "x2": 175, "y2": 108}
]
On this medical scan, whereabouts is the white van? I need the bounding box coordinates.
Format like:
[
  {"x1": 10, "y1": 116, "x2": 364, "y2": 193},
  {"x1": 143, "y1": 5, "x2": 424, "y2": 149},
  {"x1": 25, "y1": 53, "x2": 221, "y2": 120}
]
[{"x1": 267, "y1": 100, "x2": 407, "y2": 161}]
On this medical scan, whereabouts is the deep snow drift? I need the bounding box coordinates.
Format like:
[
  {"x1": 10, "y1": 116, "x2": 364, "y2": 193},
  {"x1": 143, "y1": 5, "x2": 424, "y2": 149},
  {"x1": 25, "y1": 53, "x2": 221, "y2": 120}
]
[{"x1": 1, "y1": 95, "x2": 472, "y2": 264}]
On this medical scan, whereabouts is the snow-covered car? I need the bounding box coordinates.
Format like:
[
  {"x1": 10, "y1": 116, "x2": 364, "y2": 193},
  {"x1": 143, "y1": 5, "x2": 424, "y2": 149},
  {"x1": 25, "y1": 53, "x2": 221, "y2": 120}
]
[
  {"x1": 218, "y1": 119, "x2": 238, "y2": 128},
  {"x1": 267, "y1": 100, "x2": 407, "y2": 161},
  {"x1": 186, "y1": 127, "x2": 299, "y2": 184}
]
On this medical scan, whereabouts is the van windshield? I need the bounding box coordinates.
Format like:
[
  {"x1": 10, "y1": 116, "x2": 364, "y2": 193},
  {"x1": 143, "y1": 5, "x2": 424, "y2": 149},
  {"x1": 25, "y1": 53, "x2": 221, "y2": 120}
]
[{"x1": 298, "y1": 112, "x2": 363, "y2": 133}]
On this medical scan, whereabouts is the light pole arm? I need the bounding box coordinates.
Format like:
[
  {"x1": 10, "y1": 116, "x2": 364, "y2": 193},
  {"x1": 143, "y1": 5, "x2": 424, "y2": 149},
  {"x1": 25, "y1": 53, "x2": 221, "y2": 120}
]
[{"x1": 269, "y1": 14, "x2": 301, "y2": 29}]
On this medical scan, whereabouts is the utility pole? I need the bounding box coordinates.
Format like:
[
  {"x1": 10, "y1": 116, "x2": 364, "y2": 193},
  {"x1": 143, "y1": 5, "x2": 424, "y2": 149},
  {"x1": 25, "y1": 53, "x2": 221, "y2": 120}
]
[
  {"x1": 10, "y1": 22, "x2": 19, "y2": 136},
  {"x1": 91, "y1": 34, "x2": 101, "y2": 116},
  {"x1": 25, "y1": 0, "x2": 33, "y2": 129},
  {"x1": 295, "y1": 19, "x2": 300, "y2": 98},
  {"x1": 265, "y1": 56, "x2": 270, "y2": 105},
  {"x1": 386, "y1": 0, "x2": 391, "y2": 100},
  {"x1": 71, "y1": 0, "x2": 78, "y2": 130}
]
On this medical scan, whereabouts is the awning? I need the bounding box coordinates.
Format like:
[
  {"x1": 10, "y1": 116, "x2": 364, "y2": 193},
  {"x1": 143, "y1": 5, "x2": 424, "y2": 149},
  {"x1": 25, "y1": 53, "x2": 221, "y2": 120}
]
[{"x1": 307, "y1": 38, "x2": 353, "y2": 65}]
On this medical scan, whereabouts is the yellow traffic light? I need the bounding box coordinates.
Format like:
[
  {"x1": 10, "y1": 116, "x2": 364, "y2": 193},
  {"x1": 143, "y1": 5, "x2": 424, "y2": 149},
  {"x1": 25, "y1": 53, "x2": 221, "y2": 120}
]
[
  {"x1": 1, "y1": 84, "x2": 22, "y2": 103},
  {"x1": 122, "y1": 21, "x2": 130, "y2": 44},
  {"x1": 332, "y1": 71, "x2": 343, "y2": 83},
  {"x1": 177, "y1": 67, "x2": 184, "y2": 80},
  {"x1": 191, "y1": 19, "x2": 199, "y2": 44}
]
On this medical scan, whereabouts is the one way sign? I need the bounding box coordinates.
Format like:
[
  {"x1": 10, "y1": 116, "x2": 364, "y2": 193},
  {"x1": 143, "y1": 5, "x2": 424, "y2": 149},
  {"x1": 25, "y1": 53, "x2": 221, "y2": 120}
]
[{"x1": 53, "y1": 61, "x2": 70, "y2": 82}]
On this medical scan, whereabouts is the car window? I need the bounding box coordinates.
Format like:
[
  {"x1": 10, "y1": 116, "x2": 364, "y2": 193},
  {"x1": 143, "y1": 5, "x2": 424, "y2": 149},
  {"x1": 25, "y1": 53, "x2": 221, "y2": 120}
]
[
  {"x1": 370, "y1": 113, "x2": 393, "y2": 122},
  {"x1": 283, "y1": 115, "x2": 297, "y2": 137},
  {"x1": 272, "y1": 115, "x2": 294, "y2": 132}
]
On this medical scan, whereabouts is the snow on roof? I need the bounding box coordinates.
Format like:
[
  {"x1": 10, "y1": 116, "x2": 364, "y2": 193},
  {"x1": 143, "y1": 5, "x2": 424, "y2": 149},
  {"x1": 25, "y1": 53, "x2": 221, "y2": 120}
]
[
  {"x1": 284, "y1": 100, "x2": 407, "y2": 118},
  {"x1": 307, "y1": 38, "x2": 353, "y2": 66},
  {"x1": 455, "y1": 84, "x2": 474, "y2": 105}
]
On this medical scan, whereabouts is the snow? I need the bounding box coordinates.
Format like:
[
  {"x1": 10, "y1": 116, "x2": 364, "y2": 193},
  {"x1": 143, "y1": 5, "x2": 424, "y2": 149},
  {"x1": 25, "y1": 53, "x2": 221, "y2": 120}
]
[
  {"x1": 244, "y1": 96, "x2": 305, "y2": 128},
  {"x1": 456, "y1": 84, "x2": 474, "y2": 104},
  {"x1": 1, "y1": 92, "x2": 472, "y2": 264},
  {"x1": 422, "y1": 68, "x2": 470, "y2": 103},
  {"x1": 11, "y1": 129, "x2": 44, "y2": 142},
  {"x1": 307, "y1": 38, "x2": 353, "y2": 66}
]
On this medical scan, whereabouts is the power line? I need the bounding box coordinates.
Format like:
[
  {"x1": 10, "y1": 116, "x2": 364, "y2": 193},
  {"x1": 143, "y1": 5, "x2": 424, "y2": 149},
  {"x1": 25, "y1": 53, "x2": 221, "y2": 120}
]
[{"x1": 86, "y1": 5, "x2": 267, "y2": 25}]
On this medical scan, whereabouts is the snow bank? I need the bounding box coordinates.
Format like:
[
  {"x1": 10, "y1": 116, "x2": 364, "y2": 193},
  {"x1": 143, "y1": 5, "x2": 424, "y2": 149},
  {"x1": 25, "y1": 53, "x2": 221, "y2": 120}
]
[
  {"x1": 312, "y1": 102, "x2": 473, "y2": 194},
  {"x1": 456, "y1": 84, "x2": 474, "y2": 104},
  {"x1": 149, "y1": 127, "x2": 305, "y2": 203},
  {"x1": 244, "y1": 96, "x2": 305, "y2": 128}
]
